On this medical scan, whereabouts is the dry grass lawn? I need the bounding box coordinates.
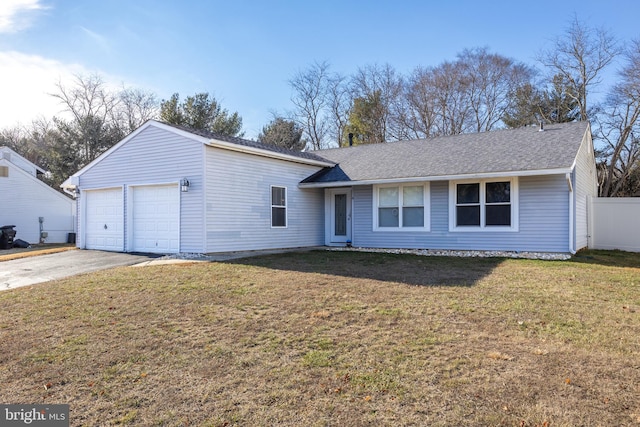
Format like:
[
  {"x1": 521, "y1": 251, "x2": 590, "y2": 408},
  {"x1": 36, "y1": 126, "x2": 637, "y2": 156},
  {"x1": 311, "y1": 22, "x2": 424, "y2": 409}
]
[
  {"x1": 0, "y1": 244, "x2": 76, "y2": 262},
  {"x1": 0, "y1": 249, "x2": 639, "y2": 426}
]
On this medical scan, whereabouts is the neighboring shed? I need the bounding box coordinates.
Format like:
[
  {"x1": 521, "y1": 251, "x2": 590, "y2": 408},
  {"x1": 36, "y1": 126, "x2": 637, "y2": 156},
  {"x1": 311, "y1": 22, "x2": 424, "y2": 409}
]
[{"x1": 0, "y1": 147, "x2": 75, "y2": 244}]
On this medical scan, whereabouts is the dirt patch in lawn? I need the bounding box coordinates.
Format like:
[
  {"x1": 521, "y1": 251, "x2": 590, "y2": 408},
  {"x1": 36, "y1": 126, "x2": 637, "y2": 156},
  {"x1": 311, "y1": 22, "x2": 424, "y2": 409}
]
[{"x1": 0, "y1": 250, "x2": 638, "y2": 426}]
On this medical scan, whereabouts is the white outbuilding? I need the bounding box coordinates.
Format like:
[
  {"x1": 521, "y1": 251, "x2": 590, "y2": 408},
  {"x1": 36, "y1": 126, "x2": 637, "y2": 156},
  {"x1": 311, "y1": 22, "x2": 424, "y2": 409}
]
[{"x1": 0, "y1": 147, "x2": 75, "y2": 244}]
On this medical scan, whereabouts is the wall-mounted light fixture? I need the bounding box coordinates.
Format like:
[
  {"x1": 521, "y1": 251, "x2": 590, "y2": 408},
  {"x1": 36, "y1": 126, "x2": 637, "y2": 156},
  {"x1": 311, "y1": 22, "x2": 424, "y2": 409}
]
[{"x1": 181, "y1": 178, "x2": 190, "y2": 192}]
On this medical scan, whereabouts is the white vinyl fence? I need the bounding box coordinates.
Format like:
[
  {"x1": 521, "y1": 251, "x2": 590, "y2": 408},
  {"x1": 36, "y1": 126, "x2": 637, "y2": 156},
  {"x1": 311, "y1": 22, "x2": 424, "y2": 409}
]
[{"x1": 589, "y1": 197, "x2": 640, "y2": 252}]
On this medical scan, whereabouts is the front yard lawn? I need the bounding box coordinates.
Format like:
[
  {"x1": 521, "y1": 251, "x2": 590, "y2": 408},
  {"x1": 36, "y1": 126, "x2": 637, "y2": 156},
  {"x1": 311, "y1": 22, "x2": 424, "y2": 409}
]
[{"x1": 0, "y1": 250, "x2": 639, "y2": 426}]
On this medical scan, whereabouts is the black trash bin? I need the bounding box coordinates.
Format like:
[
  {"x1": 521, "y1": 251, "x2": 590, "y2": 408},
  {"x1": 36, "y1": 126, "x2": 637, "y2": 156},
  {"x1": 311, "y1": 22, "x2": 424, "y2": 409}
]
[{"x1": 0, "y1": 225, "x2": 16, "y2": 250}]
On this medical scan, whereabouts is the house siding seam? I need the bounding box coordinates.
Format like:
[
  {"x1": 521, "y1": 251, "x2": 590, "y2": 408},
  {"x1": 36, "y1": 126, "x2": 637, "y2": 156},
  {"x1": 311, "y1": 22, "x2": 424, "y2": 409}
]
[
  {"x1": 205, "y1": 147, "x2": 325, "y2": 252},
  {"x1": 574, "y1": 130, "x2": 598, "y2": 250},
  {"x1": 77, "y1": 126, "x2": 205, "y2": 252},
  {"x1": 350, "y1": 175, "x2": 569, "y2": 252}
]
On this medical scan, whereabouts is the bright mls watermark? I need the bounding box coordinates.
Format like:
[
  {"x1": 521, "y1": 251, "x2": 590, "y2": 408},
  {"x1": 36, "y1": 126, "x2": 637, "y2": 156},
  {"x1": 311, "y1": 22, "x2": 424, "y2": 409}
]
[{"x1": 1, "y1": 405, "x2": 69, "y2": 426}]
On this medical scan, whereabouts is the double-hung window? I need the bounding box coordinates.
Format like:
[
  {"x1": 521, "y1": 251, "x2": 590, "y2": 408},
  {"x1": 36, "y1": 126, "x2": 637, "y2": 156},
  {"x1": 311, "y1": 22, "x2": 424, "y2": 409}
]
[
  {"x1": 374, "y1": 184, "x2": 429, "y2": 230},
  {"x1": 271, "y1": 186, "x2": 287, "y2": 228},
  {"x1": 451, "y1": 178, "x2": 517, "y2": 231}
]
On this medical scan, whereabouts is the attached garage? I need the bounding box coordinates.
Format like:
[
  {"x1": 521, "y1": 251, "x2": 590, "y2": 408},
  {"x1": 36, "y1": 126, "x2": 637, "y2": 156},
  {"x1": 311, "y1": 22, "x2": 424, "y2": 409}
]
[
  {"x1": 82, "y1": 185, "x2": 180, "y2": 254},
  {"x1": 62, "y1": 120, "x2": 331, "y2": 255},
  {"x1": 84, "y1": 188, "x2": 124, "y2": 251},
  {"x1": 130, "y1": 184, "x2": 180, "y2": 254}
]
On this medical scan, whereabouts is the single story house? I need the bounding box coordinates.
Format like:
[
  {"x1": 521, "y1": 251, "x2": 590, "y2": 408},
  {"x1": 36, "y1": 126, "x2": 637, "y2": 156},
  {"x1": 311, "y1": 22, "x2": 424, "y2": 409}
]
[
  {"x1": 61, "y1": 120, "x2": 596, "y2": 255},
  {"x1": 0, "y1": 147, "x2": 75, "y2": 244}
]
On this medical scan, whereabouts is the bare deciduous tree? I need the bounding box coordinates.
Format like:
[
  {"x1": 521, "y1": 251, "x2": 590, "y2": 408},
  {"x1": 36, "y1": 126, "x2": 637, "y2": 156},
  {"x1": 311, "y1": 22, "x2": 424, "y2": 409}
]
[
  {"x1": 597, "y1": 39, "x2": 640, "y2": 196},
  {"x1": 289, "y1": 61, "x2": 331, "y2": 150},
  {"x1": 348, "y1": 63, "x2": 403, "y2": 143},
  {"x1": 114, "y1": 87, "x2": 158, "y2": 134},
  {"x1": 431, "y1": 60, "x2": 471, "y2": 135},
  {"x1": 458, "y1": 48, "x2": 535, "y2": 132},
  {"x1": 46, "y1": 74, "x2": 124, "y2": 189},
  {"x1": 52, "y1": 74, "x2": 117, "y2": 128},
  {"x1": 537, "y1": 17, "x2": 620, "y2": 121},
  {"x1": 326, "y1": 73, "x2": 350, "y2": 147},
  {"x1": 401, "y1": 66, "x2": 439, "y2": 139}
]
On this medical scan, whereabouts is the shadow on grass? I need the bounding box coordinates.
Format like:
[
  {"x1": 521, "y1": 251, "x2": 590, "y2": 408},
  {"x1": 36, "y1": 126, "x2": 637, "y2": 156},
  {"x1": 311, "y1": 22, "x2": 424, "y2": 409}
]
[
  {"x1": 569, "y1": 249, "x2": 640, "y2": 269},
  {"x1": 227, "y1": 250, "x2": 505, "y2": 287}
]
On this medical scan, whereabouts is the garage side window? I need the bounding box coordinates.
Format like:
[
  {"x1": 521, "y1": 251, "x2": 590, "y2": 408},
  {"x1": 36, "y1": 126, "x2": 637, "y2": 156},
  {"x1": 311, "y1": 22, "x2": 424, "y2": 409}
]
[
  {"x1": 271, "y1": 186, "x2": 287, "y2": 228},
  {"x1": 0, "y1": 166, "x2": 8, "y2": 177}
]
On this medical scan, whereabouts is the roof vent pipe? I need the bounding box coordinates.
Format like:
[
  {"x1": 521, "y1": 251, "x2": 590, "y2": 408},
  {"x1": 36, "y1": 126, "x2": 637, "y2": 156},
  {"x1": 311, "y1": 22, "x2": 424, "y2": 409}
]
[
  {"x1": 539, "y1": 121, "x2": 544, "y2": 132},
  {"x1": 348, "y1": 133, "x2": 354, "y2": 147}
]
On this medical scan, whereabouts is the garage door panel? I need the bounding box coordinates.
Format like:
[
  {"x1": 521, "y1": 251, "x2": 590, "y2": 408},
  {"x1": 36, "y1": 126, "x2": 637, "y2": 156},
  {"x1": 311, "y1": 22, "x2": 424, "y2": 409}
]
[
  {"x1": 85, "y1": 188, "x2": 124, "y2": 252},
  {"x1": 132, "y1": 185, "x2": 179, "y2": 254}
]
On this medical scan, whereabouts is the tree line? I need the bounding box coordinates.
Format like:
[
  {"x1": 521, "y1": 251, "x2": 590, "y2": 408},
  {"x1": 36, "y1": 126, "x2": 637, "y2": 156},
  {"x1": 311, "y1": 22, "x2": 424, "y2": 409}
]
[{"x1": 1, "y1": 18, "x2": 639, "y2": 196}]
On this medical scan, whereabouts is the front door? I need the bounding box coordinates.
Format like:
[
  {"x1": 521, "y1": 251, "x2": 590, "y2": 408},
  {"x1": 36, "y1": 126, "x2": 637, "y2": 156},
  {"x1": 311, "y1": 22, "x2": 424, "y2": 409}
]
[{"x1": 330, "y1": 189, "x2": 352, "y2": 244}]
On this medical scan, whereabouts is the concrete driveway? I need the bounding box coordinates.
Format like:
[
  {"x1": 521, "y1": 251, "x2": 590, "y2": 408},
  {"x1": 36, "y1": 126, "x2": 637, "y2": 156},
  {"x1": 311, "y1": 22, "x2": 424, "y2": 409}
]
[{"x1": 0, "y1": 250, "x2": 157, "y2": 291}]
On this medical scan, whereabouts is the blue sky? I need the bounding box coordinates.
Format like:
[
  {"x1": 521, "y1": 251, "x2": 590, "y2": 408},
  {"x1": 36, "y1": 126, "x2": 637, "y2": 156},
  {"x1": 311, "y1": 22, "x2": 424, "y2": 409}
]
[{"x1": 1, "y1": 0, "x2": 639, "y2": 139}]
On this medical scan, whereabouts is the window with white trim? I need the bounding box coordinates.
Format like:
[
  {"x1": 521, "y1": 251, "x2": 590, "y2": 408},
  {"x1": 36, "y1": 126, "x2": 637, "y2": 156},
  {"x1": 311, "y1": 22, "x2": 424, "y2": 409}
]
[
  {"x1": 451, "y1": 178, "x2": 518, "y2": 231},
  {"x1": 374, "y1": 183, "x2": 429, "y2": 230},
  {"x1": 271, "y1": 186, "x2": 287, "y2": 227}
]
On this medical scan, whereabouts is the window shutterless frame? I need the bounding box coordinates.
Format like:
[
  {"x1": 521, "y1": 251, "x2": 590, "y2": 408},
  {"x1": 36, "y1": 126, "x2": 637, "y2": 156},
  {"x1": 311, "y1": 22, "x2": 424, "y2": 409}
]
[
  {"x1": 372, "y1": 183, "x2": 430, "y2": 231},
  {"x1": 449, "y1": 177, "x2": 518, "y2": 232},
  {"x1": 270, "y1": 185, "x2": 287, "y2": 228}
]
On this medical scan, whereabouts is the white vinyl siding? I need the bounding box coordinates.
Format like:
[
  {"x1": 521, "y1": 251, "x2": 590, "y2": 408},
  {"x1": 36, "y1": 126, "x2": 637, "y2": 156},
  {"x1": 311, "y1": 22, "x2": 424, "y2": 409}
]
[
  {"x1": 372, "y1": 183, "x2": 430, "y2": 231},
  {"x1": 574, "y1": 130, "x2": 598, "y2": 250},
  {"x1": 0, "y1": 160, "x2": 75, "y2": 244},
  {"x1": 205, "y1": 147, "x2": 324, "y2": 253},
  {"x1": 351, "y1": 175, "x2": 569, "y2": 252},
  {"x1": 77, "y1": 125, "x2": 204, "y2": 252}
]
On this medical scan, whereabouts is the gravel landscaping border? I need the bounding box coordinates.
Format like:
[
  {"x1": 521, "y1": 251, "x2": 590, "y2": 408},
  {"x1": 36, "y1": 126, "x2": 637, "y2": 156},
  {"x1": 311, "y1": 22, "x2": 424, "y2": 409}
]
[
  {"x1": 327, "y1": 246, "x2": 572, "y2": 260},
  {"x1": 164, "y1": 246, "x2": 572, "y2": 261}
]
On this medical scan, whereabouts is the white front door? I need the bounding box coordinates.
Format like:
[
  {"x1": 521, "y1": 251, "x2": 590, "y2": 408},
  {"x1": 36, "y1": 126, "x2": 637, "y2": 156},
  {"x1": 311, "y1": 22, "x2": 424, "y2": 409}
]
[
  {"x1": 330, "y1": 189, "x2": 352, "y2": 244},
  {"x1": 131, "y1": 184, "x2": 180, "y2": 253}
]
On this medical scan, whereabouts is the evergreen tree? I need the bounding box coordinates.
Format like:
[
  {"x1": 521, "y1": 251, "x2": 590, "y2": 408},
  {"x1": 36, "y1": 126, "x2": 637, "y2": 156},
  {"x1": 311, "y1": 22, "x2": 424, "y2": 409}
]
[
  {"x1": 257, "y1": 117, "x2": 306, "y2": 151},
  {"x1": 159, "y1": 92, "x2": 243, "y2": 137},
  {"x1": 342, "y1": 90, "x2": 386, "y2": 145}
]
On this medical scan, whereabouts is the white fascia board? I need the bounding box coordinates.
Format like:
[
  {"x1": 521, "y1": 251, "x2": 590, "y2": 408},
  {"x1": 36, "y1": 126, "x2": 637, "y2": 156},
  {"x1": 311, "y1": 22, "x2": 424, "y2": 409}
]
[
  {"x1": 205, "y1": 139, "x2": 335, "y2": 167},
  {"x1": 298, "y1": 167, "x2": 572, "y2": 188},
  {"x1": 569, "y1": 126, "x2": 592, "y2": 173}
]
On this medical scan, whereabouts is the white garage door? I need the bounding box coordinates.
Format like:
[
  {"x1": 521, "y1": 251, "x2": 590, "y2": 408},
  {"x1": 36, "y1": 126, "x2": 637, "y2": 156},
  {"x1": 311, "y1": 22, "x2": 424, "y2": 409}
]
[
  {"x1": 132, "y1": 184, "x2": 180, "y2": 253},
  {"x1": 84, "y1": 188, "x2": 124, "y2": 251}
]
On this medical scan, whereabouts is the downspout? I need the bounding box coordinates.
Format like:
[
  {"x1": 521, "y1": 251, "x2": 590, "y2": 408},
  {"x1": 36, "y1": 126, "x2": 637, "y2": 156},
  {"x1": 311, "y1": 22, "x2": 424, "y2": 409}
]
[
  {"x1": 350, "y1": 190, "x2": 354, "y2": 247},
  {"x1": 566, "y1": 172, "x2": 575, "y2": 254}
]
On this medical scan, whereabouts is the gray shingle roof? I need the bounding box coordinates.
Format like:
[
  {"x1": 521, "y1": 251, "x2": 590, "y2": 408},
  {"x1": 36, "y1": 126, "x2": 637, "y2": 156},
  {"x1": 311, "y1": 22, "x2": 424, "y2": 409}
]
[
  {"x1": 161, "y1": 121, "x2": 333, "y2": 164},
  {"x1": 303, "y1": 122, "x2": 589, "y2": 184}
]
